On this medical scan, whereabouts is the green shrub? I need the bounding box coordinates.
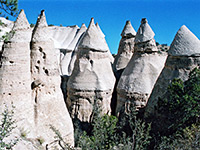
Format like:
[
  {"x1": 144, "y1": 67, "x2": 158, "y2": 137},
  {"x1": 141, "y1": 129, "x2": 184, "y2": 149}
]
[{"x1": 0, "y1": 104, "x2": 18, "y2": 149}]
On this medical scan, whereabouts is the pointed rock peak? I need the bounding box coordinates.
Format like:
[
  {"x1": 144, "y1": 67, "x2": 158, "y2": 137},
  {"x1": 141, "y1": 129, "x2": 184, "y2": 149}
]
[
  {"x1": 96, "y1": 22, "x2": 105, "y2": 38},
  {"x1": 13, "y1": 9, "x2": 30, "y2": 30},
  {"x1": 135, "y1": 18, "x2": 155, "y2": 43},
  {"x1": 80, "y1": 23, "x2": 87, "y2": 30},
  {"x1": 78, "y1": 18, "x2": 109, "y2": 52},
  {"x1": 121, "y1": 20, "x2": 136, "y2": 37},
  {"x1": 35, "y1": 10, "x2": 48, "y2": 28},
  {"x1": 168, "y1": 25, "x2": 200, "y2": 56},
  {"x1": 88, "y1": 17, "x2": 95, "y2": 29}
]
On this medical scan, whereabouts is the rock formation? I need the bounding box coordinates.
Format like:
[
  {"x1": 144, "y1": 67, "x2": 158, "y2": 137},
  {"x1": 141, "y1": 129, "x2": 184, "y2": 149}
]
[
  {"x1": 116, "y1": 18, "x2": 167, "y2": 116},
  {"x1": 96, "y1": 22, "x2": 114, "y2": 63},
  {"x1": 0, "y1": 9, "x2": 35, "y2": 140},
  {"x1": 67, "y1": 18, "x2": 115, "y2": 126},
  {"x1": 31, "y1": 10, "x2": 74, "y2": 146},
  {"x1": 113, "y1": 20, "x2": 136, "y2": 79},
  {"x1": 145, "y1": 25, "x2": 200, "y2": 117}
]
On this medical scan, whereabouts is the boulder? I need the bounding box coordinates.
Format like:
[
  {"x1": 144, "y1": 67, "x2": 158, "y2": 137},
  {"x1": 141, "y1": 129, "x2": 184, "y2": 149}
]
[
  {"x1": 67, "y1": 18, "x2": 115, "y2": 125},
  {"x1": 116, "y1": 18, "x2": 167, "y2": 116},
  {"x1": 145, "y1": 25, "x2": 200, "y2": 117},
  {"x1": 31, "y1": 10, "x2": 74, "y2": 146}
]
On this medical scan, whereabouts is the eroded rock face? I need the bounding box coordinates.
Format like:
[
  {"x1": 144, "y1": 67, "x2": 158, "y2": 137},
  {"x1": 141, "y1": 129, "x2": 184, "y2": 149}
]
[
  {"x1": 116, "y1": 18, "x2": 167, "y2": 116},
  {"x1": 113, "y1": 20, "x2": 136, "y2": 79},
  {"x1": 31, "y1": 10, "x2": 74, "y2": 146},
  {"x1": 0, "y1": 10, "x2": 35, "y2": 139},
  {"x1": 145, "y1": 25, "x2": 200, "y2": 117},
  {"x1": 67, "y1": 18, "x2": 115, "y2": 124},
  {"x1": 96, "y1": 22, "x2": 114, "y2": 63}
]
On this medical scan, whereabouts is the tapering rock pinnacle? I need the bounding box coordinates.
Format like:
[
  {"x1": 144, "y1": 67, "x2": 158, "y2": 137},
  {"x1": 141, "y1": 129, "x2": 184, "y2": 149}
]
[
  {"x1": 96, "y1": 22, "x2": 105, "y2": 38},
  {"x1": 13, "y1": 9, "x2": 30, "y2": 30},
  {"x1": 168, "y1": 25, "x2": 200, "y2": 56},
  {"x1": 78, "y1": 18, "x2": 109, "y2": 52},
  {"x1": 121, "y1": 20, "x2": 136, "y2": 37},
  {"x1": 135, "y1": 18, "x2": 155, "y2": 43}
]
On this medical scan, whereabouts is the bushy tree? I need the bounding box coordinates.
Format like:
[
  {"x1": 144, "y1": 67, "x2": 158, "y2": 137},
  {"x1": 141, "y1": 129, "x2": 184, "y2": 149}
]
[
  {"x1": 0, "y1": 0, "x2": 18, "y2": 19},
  {"x1": 156, "y1": 68, "x2": 200, "y2": 135}
]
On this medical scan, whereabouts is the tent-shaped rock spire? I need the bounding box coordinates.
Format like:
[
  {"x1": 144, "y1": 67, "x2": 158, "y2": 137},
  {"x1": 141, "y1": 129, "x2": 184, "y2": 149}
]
[
  {"x1": 168, "y1": 25, "x2": 200, "y2": 56},
  {"x1": 78, "y1": 18, "x2": 109, "y2": 52},
  {"x1": 113, "y1": 20, "x2": 136, "y2": 79},
  {"x1": 116, "y1": 18, "x2": 167, "y2": 116},
  {"x1": 145, "y1": 25, "x2": 200, "y2": 117},
  {"x1": 30, "y1": 10, "x2": 74, "y2": 147},
  {"x1": 0, "y1": 9, "x2": 35, "y2": 148},
  {"x1": 67, "y1": 18, "x2": 115, "y2": 131}
]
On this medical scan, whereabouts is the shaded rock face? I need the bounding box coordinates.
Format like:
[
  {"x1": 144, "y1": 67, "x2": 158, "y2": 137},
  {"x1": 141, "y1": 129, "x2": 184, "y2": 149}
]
[
  {"x1": 67, "y1": 18, "x2": 115, "y2": 124},
  {"x1": 145, "y1": 25, "x2": 200, "y2": 117},
  {"x1": 30, "y1": 10, "x2": 74, "y2": 146},
  {"x1": 116, "y1": 18, "x2": 167, "y2": 116},
  {"x1": 0, "y1": 10, "x2": 35, "y2": 139},
  {"x1": 113, "y1": 20, "x2": 136, "y2": 79}
]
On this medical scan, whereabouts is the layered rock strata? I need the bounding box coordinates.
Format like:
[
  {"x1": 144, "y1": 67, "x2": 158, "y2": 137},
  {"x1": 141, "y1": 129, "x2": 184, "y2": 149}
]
[
  {"x1": 31, "y1": 10, "x2": 74, "y2": 146},
  {"x1": 0, "y1": 10, "x2": 35, "y2": 139},
  {"x1": 67, "y1": 18, "x2": 115, "y2": 124},
  {"x1": 113, "y1": 20, "x2": 136, "y2": 79},
  {"x1": 116, "y1": 18, "x2": 167, "y2": 116},
  {"x1": 145, "y1": 25, "x2": 200, "y2": 117}
]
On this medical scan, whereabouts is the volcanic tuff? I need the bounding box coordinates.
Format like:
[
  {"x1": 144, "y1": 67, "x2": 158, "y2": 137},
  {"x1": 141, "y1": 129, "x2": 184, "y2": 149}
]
[
  {"x1": 67, "y1": 18, "x2": 115, "y2": 126},
  {"x1": 31, "y1": 10, "x2": 74, "y2": 146},
  {"x1": 113, "y1": 20, "x2": 136, "y2": 79},
  {"x1": 116, "y1": 18, "x2": 167, "y2": 116},
  {"x1": 145, "y1": 25, "x2": 200, "y2": 117}
]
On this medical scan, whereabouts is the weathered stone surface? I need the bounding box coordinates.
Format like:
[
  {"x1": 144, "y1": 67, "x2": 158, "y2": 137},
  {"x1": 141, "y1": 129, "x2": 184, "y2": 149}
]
[
  {"x1": 0, "y1": 10, "x2": 35, "y2": 141},
  {"x1": 78, "y1": 18, "x2": 109, "y2": 52},
  {"x1": 168, "y1": 25, "x2": 200, "y2": 56},
  {"x1": 96, "y1": 22, "x2": 114, "y2": 63},
  {"x1": 145, "y1": 25, "x2": 200, "y2": 117},
  {"x1": 116, "y1": 18, "x2": 167, "y2": 116},
  {"x1": 67, "y1": 18, "x2": 115, "y2": 123},
  {"x1": 61, "y1": 23, "x2": 87, "y2": 76},
  {"x1": 113, "y1": 20, "x2": 136, "y2": 76},
  {"x1": 134, "y1": 18, "x2": 155, "y2": 44},
  {"x1": 31, "y1": 10, "x2": 74, "y2": 146}
]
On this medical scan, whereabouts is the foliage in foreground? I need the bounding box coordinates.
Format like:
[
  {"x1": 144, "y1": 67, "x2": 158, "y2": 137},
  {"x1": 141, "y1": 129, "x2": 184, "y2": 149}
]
[
  {"x1": 0, "y1": 0, "x2": 18, "y2": 19},
  {"x1": 73, "y1": 104, "x2": 151, "y2": 150},
  {"x1": 0, "y1": 104, "x2": 18, "y2": 149}
]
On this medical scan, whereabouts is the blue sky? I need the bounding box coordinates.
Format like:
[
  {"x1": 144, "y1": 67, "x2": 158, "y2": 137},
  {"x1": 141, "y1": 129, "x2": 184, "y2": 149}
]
[{"x1": 18, "y1": 0, "x2": 200, "y2": 54}]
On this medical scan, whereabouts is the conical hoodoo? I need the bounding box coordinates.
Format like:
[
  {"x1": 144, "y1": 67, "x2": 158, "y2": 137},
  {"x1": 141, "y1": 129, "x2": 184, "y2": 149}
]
[
  {"x1": 67, "y1": 18, "x2": 116, "y2": 130},
  {"x1": 145, "y1": 25, "x2": 200, "y2": 117},
  {"x1": 0, "y1": 9, "x2": 35, "y2": 143},
  {"x1": 31, "y1": 10, "x2": 74, "y2": 146},
  {"x1": 113, "y1": 20, "x2": 136, "y2": 79},
  {"x1": 116, "y1": 18, "x2": 167, "y2": 116}
]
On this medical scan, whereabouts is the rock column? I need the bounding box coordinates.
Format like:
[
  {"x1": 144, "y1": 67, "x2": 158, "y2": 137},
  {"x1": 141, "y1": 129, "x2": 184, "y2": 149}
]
[
  {"x1": 113, "y1": 20, "x2": 136, "y2": 79},
  {"x1": 116, "y1": 18, "x2": 167, "y2": 116},
  {"x1": 67, "y1": 18, "x2": 115, "y2": 126},
  {"x1": 0, "y1": 10, "x2": 34, "y2": 138},
  {"x1": 31, "y1": 10, "x2": 74, "y2": 146}
]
